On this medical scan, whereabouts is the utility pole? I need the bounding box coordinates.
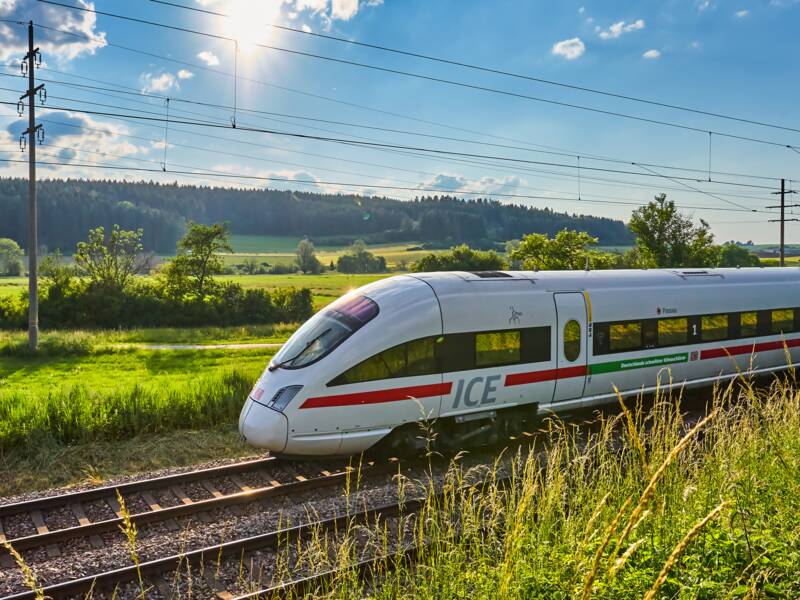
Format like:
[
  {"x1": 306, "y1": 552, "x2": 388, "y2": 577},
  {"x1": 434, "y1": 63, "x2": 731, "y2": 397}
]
[
  {"x1": 767, "y1": 179, "x2": 799, "y2": 267},
  {"x1": 20, "y1": 21, "x2": 44, "y2": 351}
]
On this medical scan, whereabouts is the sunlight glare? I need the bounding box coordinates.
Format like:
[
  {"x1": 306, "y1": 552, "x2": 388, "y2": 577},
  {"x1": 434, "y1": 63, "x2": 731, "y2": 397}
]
[{"x1": 222, "y1": 0, "x2": 282, "y2": 53}]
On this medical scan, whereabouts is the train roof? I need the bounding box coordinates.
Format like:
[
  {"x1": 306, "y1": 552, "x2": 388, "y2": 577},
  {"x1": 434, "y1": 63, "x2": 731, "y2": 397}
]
[{"x1": 408, "y1": 267, "x2": 800, "y2": 294}]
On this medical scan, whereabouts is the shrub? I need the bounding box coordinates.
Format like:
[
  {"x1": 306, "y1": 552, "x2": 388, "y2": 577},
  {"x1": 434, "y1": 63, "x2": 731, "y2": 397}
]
[{"x1": 412, "y1": 244, "x2": 506, "y2": 272}]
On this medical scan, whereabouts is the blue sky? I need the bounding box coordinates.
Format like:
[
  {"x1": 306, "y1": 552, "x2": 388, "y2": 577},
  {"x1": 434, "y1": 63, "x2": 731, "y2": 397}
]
[{"x1": 1, "y1": 0, "x2": 799, "y2": 243}]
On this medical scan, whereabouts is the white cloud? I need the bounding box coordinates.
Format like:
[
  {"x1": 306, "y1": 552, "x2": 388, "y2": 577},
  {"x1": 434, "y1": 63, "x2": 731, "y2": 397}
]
[
  {"x1": 643, "y1": 49, "x2": 661, "y2": 59},
  {"x1": 0, "y1": 0, "x2": 107, "y2": 63},
  {"x1": 177, "y1": 69, "x2": 194, "y2": 79},
  {"x1": 140, "y1": 72, "x2": 178, "y2": 94},
  {"x1": 735, "y1": 9, "x2": 750, "y2": 16},
  {"x1": 691, "y1": 40, "x2": 701, "y2": 49},
  {"x1": 597, "y1": 19, "x2": 645, "y2": 40},
  {"x1": 301, "y1": 23, "x2": 312, "y2": 32},
  {"x1": 697, "y1": 0, "x2": 714, "y2": 11},
  {"x1": 366, "y1": 0, "x2": 383, "y2": 5},
  {"x1": 578, "y1": 6, "x2": 586, "y2": 13},
  {"x1": 331, "y1": 0, "x2": 358, "y2": 20},
  {"x1": 419, "y1": 173, "x2": 524, "y2": 198},
  {"x1": 551, "y1": 37, "x2": 586, "y2": 60},
  {"x1": 197, "y1": 50, "x2": 220, "y2": 66}
]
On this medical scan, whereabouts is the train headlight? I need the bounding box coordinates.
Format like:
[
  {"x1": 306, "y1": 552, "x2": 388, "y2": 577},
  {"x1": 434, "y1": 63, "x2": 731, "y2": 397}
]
[{"x1": 268, "y1": 385, "x2": 303, "y2": 412}]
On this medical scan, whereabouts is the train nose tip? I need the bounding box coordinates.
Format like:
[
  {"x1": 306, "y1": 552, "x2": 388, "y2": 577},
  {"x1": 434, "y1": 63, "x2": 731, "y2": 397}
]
[{"x1": 239, "y1": 398, "x2": 289, "y2": 452}]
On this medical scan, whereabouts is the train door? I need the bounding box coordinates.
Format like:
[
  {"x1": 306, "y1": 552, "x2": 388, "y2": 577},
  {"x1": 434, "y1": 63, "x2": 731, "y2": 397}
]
[{"x1": 553, "y1": 292, "x2": 588, "y2": 401}]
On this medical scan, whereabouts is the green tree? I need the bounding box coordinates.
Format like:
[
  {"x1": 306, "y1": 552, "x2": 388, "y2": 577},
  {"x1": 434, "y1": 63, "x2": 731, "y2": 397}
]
[
  {"x1": 74, "y1": 225, "x2": 145, "y2": 292},
  {"x1": 510, "y1": 229, "x2": 618, "y2": 270},
  {"x1": 412, "y1": 244, "x2": 506, "y2": 272},
  {"x1": 0, "y1": 238, "x2": 24, "y2": 276},
  {"x1": 629, "y1": 194, "x2": 718, "y2": 268},
  {"x1": 336, "y1": 240, "x2": 387, "y2": 274},
  {"x1": 163, "y1": 222, "x2": 232, "y2": 298},
  {"x1": 716, "y1": 242, "x2": 760, "y2": 267},
  {"x1": 295, "y1": 238, "x2": 322, "y2": 274}
]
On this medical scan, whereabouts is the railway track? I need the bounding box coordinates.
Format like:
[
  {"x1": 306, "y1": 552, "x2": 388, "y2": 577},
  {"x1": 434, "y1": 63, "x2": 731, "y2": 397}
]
[
  {"x1": 0, "y1": 418, "x2": 588, "y2": 600},
  {"x1": 0, "y1": 455, "x2": 378, "y2": 565},
  {"x1": 2, "y1": 399, "x2": 702, "y2": 599}
]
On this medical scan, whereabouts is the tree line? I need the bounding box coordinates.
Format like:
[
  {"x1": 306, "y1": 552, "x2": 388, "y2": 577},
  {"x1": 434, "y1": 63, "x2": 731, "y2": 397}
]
[{"x1": 0, "y1": 177, "x2": 634, "y2": 253}]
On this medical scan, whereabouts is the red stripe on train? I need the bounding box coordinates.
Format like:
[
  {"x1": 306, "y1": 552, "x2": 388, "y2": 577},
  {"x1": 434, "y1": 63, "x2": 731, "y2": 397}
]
[
  {"x1": 700, "y1": 337, "x2": 800, "y2": 360},
  {"x1": 504, "y1": 364, "x2": 587, "y2": 387},
  {"x1": 300, "y1": 382, "x2": 454, "y2": 409}
]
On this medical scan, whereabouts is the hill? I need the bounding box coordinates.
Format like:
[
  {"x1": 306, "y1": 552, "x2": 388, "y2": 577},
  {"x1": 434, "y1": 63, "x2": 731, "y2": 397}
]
[{"x1": 0, "y1": 178, "x2": 634, "y2": 253}]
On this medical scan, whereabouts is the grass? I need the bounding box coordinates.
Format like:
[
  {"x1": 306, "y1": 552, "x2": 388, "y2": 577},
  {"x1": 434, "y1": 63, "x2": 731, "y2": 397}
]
[
  {"x1": 0, "y1": 323, "x2": 296, "y2": 355},
  {"x1": 0, "y1": 427, "x2": 256, "y2": 497},
  {"x1": 242, "y1": 376, "x2": 800, "y2": 598},
  {"x1": 0, "y1": 346, "x2": 276, "y2": 454}
]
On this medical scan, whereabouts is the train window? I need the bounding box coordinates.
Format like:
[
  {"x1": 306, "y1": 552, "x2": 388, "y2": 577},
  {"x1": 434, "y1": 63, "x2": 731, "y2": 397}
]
[
  {"x1": 476, "y1": 330, "x2": 521, "y2": 367},
  {"x1": 521, "y1": 326, "x2": 552, "y2": 363},
  {"x1": 757, "y1": 311, "x2": 772, "y2": 336},
  {"x1": 437, "y1": 333, "x2": 475, "y2": 372},
  {"x1": 771, "y1": 309, "x2": 794, "y2": 334},
  {"x1": 642, "y1": 320, "x2": 658, "y2": 349},
  {"x1": 272, "y1": 294, "x2": 379, "y2": 370},
  {"x1": 609, "y1": 322, "x2": 641, "y2": 352},
  {"x1": 407, "y1": 338, "x2": 437, "y2": 376},
  {"x1": 593, "y1": 323, "x2": 610, "y2": 355},
  {"x1": 701, "y1": 314, "x2": 729, "y2": 342},
  {"x1": 658, "y1": 317, "x2": 688, "y2": 346},
  {"x1": 334, "y1": 344, "x2": 406, "y2": 385},
  {"x1": 563, "y1": 320, "x2": 581, "y2": 362},
  {"x1": 740, "y1": 312, "x2": 758, "y2": 337}
]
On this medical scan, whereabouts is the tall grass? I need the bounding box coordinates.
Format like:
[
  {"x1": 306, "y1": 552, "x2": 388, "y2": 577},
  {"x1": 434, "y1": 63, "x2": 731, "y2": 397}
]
[
  {"x1": 253, "y1": 377, "x2": 800, "y2": 598},
  {"x1": 0, "y1": 368, "x2": 254, "y2": 451}
]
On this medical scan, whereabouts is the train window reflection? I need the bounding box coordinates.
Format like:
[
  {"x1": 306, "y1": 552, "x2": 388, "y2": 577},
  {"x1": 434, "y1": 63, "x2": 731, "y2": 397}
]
[
  {"x1": 476, "y1": 331, "x2": 520, "y2": 367},
  {"x1": 740, "y1": 312, "x2": 758, "y2": 337},
  {"x1": 563, "y1": 320, "x2": 581, "y2": 362},
  {"x1": 771, "y1": 309, "x2": 794, "y2": 334},
  {"x1": 610, "y1": 322, "x2": 641, "y2": 352},
  {"x1": 701, "y1": 314, "x2": 728, "y2": 341},
  {"x1": 407, "y1": 338, "x2": 437, "y2": 376},
  {"x1": 658, "y1": 318, "x2": 688, "y2": 346}
]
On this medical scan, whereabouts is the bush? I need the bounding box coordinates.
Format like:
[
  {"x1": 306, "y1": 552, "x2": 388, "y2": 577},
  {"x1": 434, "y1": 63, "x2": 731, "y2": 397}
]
[
  {"x1": 0, "y1": 279, "x2": 315, "y2": 330},
  {"x1": 412, "y1": 244, "x2": 506, "y2": 272}
]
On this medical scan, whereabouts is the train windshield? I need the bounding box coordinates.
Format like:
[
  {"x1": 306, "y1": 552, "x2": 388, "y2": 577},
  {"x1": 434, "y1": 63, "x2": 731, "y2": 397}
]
[{"x1": 270, "y1": 295, "x2": 379, "y2": 370}]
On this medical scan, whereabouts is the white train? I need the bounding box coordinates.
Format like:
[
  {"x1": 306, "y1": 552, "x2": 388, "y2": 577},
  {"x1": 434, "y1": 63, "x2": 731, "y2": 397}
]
[{"x1": 239, "y1": 268, "x2": 800, "y2": 456}]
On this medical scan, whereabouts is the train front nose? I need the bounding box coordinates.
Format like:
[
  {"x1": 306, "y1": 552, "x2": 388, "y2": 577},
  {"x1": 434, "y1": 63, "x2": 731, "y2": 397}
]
[{"x1": 239, "y1": 397, "x2": 289, "y2": 452}]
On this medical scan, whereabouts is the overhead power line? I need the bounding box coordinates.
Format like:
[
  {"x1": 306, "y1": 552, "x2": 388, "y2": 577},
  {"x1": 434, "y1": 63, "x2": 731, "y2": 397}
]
[
  {"x1": 0, "y1": 155, "x2": 777, "y2": 215},
  {"x1": 150, "y1": 0, "x2": 800, "y2": 136},
  {"x1": 1, "y1": 99, "x2": 781, "y2": 197},
  {"x1": 6, "y1": 70, "x2": 794, "y2": 185},
  {"x1": 34, "y1": 0, "x2": 800, "y2": 152}
]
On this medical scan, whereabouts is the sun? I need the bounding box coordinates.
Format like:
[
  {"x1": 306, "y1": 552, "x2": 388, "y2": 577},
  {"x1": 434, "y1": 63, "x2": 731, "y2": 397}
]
[{"x1": 221, "y1": 0, "x2": 282, "y2": 54}]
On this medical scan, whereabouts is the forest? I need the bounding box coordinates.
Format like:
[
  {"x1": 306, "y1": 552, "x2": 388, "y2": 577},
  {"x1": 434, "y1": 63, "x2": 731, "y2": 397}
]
[{"x1": 0, "y1": 178, "x2": 634, "y2": 253}]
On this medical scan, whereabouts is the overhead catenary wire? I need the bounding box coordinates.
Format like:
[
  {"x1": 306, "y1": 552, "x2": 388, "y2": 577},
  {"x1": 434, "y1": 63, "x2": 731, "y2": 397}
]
[
  {"x1": 149, "y1": 0, "x2": 800, "y2": 136},
  {"x1": 0, "y1": 107, "x2": 774, "y2": 205},
  {"x1": 0, "y1": 99, "x2": 782, "y2": 195},
  {"x1": 5, "y1": 69, "x2": 795, "y2": 186},
  {"x1": 0, "y1": 154, "x2": 779, "y2": 214},
  {"x1": 19, "y1": 21, "x2": 800, "y2": 181},
  {"x1": 32, "y1": 1, "x2": 800, "y2": 153}
]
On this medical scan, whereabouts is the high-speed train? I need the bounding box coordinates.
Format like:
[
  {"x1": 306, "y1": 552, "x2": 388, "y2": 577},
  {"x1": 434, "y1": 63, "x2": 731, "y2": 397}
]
[{"x1": 239, "y1": 268, "x2": 800, "y2": 456}]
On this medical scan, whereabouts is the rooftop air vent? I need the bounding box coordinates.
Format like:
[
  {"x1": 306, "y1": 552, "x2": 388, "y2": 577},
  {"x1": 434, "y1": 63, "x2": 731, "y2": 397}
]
[
  {"x1": 672, "y1": 270, "x2": 724, "y2": 280},
  {"x1": 469, "y1": 271, "x2": 512, "y2": 278}
]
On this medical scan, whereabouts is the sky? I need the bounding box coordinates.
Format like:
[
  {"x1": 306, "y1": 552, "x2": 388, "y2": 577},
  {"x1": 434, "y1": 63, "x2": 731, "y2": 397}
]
[{"x1": 0, "y1": 0, "x2": 799, "y2": 243}]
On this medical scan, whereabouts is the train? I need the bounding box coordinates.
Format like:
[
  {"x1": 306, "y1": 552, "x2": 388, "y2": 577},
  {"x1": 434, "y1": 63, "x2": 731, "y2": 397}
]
[{"x1": 238, "y1": 268, "x2": 800, "y2": 457}]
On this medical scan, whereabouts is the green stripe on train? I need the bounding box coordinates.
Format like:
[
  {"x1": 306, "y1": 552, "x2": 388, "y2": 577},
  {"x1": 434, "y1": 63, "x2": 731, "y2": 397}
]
[{"x1": 590, "y1": 352, "x2": 689, "y2": 375}]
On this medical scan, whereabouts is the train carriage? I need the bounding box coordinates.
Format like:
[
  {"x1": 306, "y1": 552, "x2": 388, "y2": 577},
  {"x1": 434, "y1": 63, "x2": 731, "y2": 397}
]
[{"x1": 239, "y1": 268, "x2": 800, "y2": 456}]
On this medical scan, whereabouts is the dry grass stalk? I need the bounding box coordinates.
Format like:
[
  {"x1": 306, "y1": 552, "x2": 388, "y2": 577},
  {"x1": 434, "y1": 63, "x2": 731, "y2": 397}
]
[
  {"x1": 612, "y1": 408, "x2": 717, "y2": 560},
  {"x1": 116, "y1": 490, "x2": 146, "y2": 600},
  {"x1": 580, "y1": 496, "x2": 632, "y2": 600},
  {"x1": 643, "y1": 501, "x2": 727, "y2": 600},
  {"x1": 2, "y1": 541, "x2": 44, "y2": 600}
]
